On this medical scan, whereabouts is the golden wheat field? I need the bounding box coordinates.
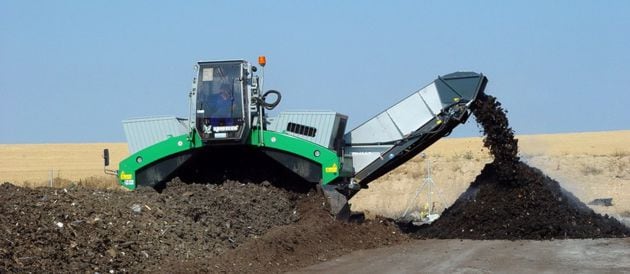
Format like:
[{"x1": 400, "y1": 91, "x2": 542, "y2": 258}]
[
  {"x1": 1, "y1": 130, "x2": 629, "y2": 219},
  {"x1": 0, "y1": 143, "x2": 128, "y2": 188}
]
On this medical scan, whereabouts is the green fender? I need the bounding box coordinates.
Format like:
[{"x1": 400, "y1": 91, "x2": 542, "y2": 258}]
[
  {"x1": 248, "y1": 129, "x2": 342, "y2": 185},
  {"x1": 118, "y1": 129, "x2": 342, "y2": 190},
  {"x1": 118, "y1": 132, "x2": 203, "y2": 190}
]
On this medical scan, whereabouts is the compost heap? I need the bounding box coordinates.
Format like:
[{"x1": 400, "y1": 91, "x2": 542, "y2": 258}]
[
  {"x1": 412, "y1": 94, "x2": 630, "y2": 239},
  {"x1": 0, "y1": 178, "x2": 404, "y2": 273}
]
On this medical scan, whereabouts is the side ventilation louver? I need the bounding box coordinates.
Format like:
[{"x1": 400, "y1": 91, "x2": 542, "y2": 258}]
[{"x1": 287, "y1": 122, "x2": 317, "y2": 137}]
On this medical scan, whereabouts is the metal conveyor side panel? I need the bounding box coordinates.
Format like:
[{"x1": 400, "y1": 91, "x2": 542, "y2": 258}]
[{"x1": 343, "y1": 72, "x2": 486, "y2": 185}]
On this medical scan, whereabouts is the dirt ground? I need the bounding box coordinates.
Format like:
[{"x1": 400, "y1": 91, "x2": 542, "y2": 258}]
[{"x1": 295, "y1": 238, "x2": 630, "y2": 273}]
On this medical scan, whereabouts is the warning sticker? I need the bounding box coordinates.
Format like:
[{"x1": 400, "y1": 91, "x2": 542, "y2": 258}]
[
  {"x1": 325, "y1": 163, "x2": 338, "y2": 174},
  {"x1": 120, "y1": 172, "x2": 132, "y2": 180}
]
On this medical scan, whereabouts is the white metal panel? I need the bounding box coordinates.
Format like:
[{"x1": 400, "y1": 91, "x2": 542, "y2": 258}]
[
  {"x1": 343, "y1": 83, "x2": 448, "y2": 175},
  {"x1": 418, "y1": 83, "x2": 444, "y2": 116},
  {"x1": 123, "y1": 116, "x2": 189, "y2": 153},
  {"x1": 386, "y1": 92, "x2": 435, "y2": 135},
  {"x1": 342, "y1": 112, "x2": 406, "y2": 172},
  {"x1": 345, "y1": 146, "x2": 390, "y2": 175},
  {"x1": 267, "y1": 111, "x2": 344, "y2": 149},
  {"x1": 343, "y1": 112, "x2": 402, "y2": 144}
]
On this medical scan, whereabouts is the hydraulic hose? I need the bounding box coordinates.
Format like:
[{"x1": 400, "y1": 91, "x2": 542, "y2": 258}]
[{"x1": 254, "y1": 90, "x2": 282, "y2": 110}]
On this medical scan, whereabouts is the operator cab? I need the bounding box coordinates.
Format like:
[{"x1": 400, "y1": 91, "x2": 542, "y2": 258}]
[{"x1": 195, "y1": 60, "x2": 250, "y2": 143}]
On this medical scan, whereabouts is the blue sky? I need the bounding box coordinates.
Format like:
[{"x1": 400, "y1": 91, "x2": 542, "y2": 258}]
[{"x1": 1, "y1": 1, "x2": 629, "y2": 143}]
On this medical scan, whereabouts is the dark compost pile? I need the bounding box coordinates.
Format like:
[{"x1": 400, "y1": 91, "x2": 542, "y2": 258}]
[{"x1": 410, "y1": 94, "x2": 630, "y2": 239}]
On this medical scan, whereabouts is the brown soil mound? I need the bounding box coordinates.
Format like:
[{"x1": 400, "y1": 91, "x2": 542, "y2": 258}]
[
  {"x1": 411, "y1": 162, "x2": 630, "y2": 239},
  {"x1": 168, "y1": 193, "x2": 405, "y2": 273},
  {"x1": 406, "y1": 93, "x2": 630, "y2": 239},
  {"x1": 0, "y1": 180, "x2": 406, "y2": 273}
]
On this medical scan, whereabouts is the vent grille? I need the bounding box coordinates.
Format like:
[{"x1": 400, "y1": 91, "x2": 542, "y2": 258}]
[{"x1": 287, "y1": 122, "x2": 317, "y2": 137}]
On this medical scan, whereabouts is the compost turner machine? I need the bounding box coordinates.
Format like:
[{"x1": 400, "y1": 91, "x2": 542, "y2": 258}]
[{"x1": 106, "y1": 57, "x2": 487, "y2": 219}]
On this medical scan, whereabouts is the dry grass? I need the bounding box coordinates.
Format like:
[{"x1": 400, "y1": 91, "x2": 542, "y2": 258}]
[
  {"x1": 581, "y1": 165, "x2": 604, "y2": 176},
  {"x1": 0, "y1": 143, "x2": 127, "y2": 187},
  {"x1": 18, "y1": 175, "x2": 120, "y2": 189},
  {"x1": 611, "y1": 150, "x2": 630, "y2": 158},
  {"x1": 516, "y1": 131, "x2": 630, "y2": 156}
]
